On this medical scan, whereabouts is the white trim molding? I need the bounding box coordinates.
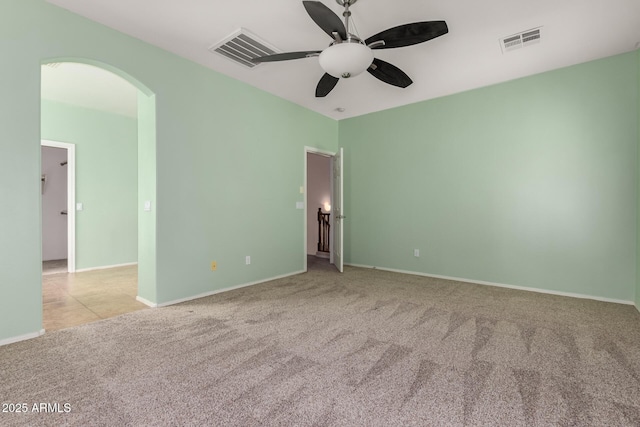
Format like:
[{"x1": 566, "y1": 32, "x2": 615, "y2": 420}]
[
  {"x1": 136, "y1": 296, "x2": 157, "y2": 308},
  {"x1": 304, "y1": 146, "x2": 336, "y2": 158},
  {"x1": 153, "y1": 270, "x2": 306, "y2": 308},
  {"x1": 345, "y1": 263, "x2": 635, "y2": 306},
  {"x1": 0, "y1": 329, "x2": 45, "y2": 347},
  {"x1": 75, "y1": 262, "x2": 138, "y2": 273}
]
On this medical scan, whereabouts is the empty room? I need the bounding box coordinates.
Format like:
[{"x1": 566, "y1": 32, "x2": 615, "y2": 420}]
[{"x1": 1, "y1": 0, "x2": 640, "y2": 425}]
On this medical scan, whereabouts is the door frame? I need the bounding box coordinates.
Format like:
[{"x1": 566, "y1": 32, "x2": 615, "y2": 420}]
[
  {"x1": 41, "y1": 140, "x2": 76, "y2": 273},
  {"x1": 303, "y1": 146, "x2": 337, "y2": 272}
]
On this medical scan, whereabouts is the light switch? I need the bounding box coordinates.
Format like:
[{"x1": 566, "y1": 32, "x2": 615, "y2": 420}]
[
  {"x1": 76, "y1": 203, "x2": 83, "y2": 211},
  {"x1": 299, "y1": 186, "x2": 304, "y2": 194},
  {"x1": 144, "y1": 201, "x2": 152, "y2": 211},
  {"x1": 296, "y1": 202, "x2": 304, "y2": 209}
]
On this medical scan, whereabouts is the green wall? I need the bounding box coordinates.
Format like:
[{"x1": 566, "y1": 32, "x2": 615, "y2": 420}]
[
  {"x1": 137, "y1": 93, "x2": 157, "y2": 304},
  {"x1": 0, "y1": 0, "x2": 337, "y2": 342},
  {"x1": 340, "y1": 52, "x2": 639, "y2": 302},
  {"x1": 637, "y1": 49, "x2": 640, "y2": 311},
  {"x1": 41, "y1": 100, "x2": 138, "y2": 270}
]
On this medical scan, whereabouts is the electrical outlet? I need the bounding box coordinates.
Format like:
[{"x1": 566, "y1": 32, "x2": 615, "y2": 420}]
[
  {"x1": 211, "y1": 261, "x2": 217, "y2": 271},
  {"x1": 245, "y1": 256, "x2": 251, "y2": 265},
  {"x1": 414, "y1": 249, "x2": 420, "y2": 257}
]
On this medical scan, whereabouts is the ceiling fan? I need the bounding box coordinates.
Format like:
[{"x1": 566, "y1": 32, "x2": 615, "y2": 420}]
[{"x1": 252, "y1": 0, "x2": 448, "y2": 97}]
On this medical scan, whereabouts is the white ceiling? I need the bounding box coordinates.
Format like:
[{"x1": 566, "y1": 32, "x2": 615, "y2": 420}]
[{"x1": 45, "y1": 0, "x2": 640, "y2": 120}]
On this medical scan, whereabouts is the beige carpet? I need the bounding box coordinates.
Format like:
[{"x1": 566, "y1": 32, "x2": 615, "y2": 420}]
[{"x1": 2, "y1": 264, "x2": 640, "y2": 426}]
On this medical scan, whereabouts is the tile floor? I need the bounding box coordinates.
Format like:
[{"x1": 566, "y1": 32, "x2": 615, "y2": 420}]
[
  {"x1": 42, "y1": 264, "x2": 148, "y2": 331},
  {"x1": 43, "y1": 259, "x2": 68, "y2": 275}
]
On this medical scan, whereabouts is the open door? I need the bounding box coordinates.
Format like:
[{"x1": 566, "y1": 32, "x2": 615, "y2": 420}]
[{"x1": 332, "y1": 147, "x2": 344, "y2": 272}]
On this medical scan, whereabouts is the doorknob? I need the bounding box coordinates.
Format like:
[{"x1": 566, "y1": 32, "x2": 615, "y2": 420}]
[{"x1": 60, "y1": 210, "x2": 68, "y2": 215}]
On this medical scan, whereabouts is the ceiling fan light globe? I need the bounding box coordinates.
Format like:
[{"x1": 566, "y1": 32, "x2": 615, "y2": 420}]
[{"x1": 319, "y1": 42, "x2": 373, "y2": 79}]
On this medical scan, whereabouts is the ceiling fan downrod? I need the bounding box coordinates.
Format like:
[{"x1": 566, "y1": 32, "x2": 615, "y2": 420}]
[{"x1": 336, "y1": 0, "x2": 358, "y2": 42}]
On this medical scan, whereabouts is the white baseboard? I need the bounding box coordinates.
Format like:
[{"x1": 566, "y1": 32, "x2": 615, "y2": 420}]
[
  {"x1": 0, "y1": 329, "x2": 45, "y2": 347},
  {"x1": 75, "y1": 262, "x2": 138, "y2": 273},
  {"x1": 136, "y1": 296, "x2": 157, "y2": 308},
  {"x1": 153, "y1": 270, "x2": 306, "y2": 308},
  {"x1": 345, "y1": 263, "x2": 635, "y2": 306}
]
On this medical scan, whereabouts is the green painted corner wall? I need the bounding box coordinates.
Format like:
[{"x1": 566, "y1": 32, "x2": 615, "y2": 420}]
[
  {"x1": 154, "y1": 89, "x2": 338, "y2": 303},
  {"x1": 340, "y1": 52, "x2": 639, "y2": 302},
  {"x1": 0, "y1": 0, "x2": 337, "y2": 342},
  {"x1": 41, "y1": 100, "x2": 138, "y2": 270}
]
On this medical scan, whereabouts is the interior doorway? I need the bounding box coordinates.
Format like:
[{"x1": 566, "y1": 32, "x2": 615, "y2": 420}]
[
  {"x1": 304, "y1": 147, "x2": 343, "y2": 273},
  {"x1": 40, "y1": 61, "x2": 150, "y2": 331},
  {"x1": 41, "y1": 140, "x2": 75, "y2": 274},
  {"x1": 307, "y1": 152, "x2": 332, "y2": 258}
]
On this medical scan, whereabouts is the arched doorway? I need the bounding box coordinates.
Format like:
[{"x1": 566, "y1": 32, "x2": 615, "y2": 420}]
[{"x1": 40, "y1": 58, "x2": 157, "y2": 330}]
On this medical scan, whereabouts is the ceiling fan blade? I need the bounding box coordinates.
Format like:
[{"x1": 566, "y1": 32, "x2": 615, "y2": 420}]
[
  {"x1": 365, "y1": 21, "x2": 448, "y2": 49},
  {"x1": 252, "y1": 51, "x2": 321, "y2": 63},
  {"x1": 316, "y1": 73, "x2": 340, "y2": 97},
  {"x1": 303, "y1": 1, "x2": 347, "y2": 40},
  {"x1": 367, "y1": 58, "x2": 413, "y2": 88}
]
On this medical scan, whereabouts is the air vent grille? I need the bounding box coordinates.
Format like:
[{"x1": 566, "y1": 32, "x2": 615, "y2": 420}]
[
  {"x1": 500, "y1": 27, "x2": 541, "y2": 53},
  {"x1": 209, "y1": 29, "x2": 280, "y2": 68}
]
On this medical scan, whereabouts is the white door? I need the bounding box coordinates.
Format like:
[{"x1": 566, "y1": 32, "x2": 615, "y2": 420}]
[{"x1": 332, "y1": 147, "x2": 344, "y2": 272}]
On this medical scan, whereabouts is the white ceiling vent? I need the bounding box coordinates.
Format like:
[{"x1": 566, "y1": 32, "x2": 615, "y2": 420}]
[
  {"x1": 209, "y1": 28, "x2": 280, "y2": 68},
  {"x1": 500, "y1": 27, "x2": 542, "y2": 53}
]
